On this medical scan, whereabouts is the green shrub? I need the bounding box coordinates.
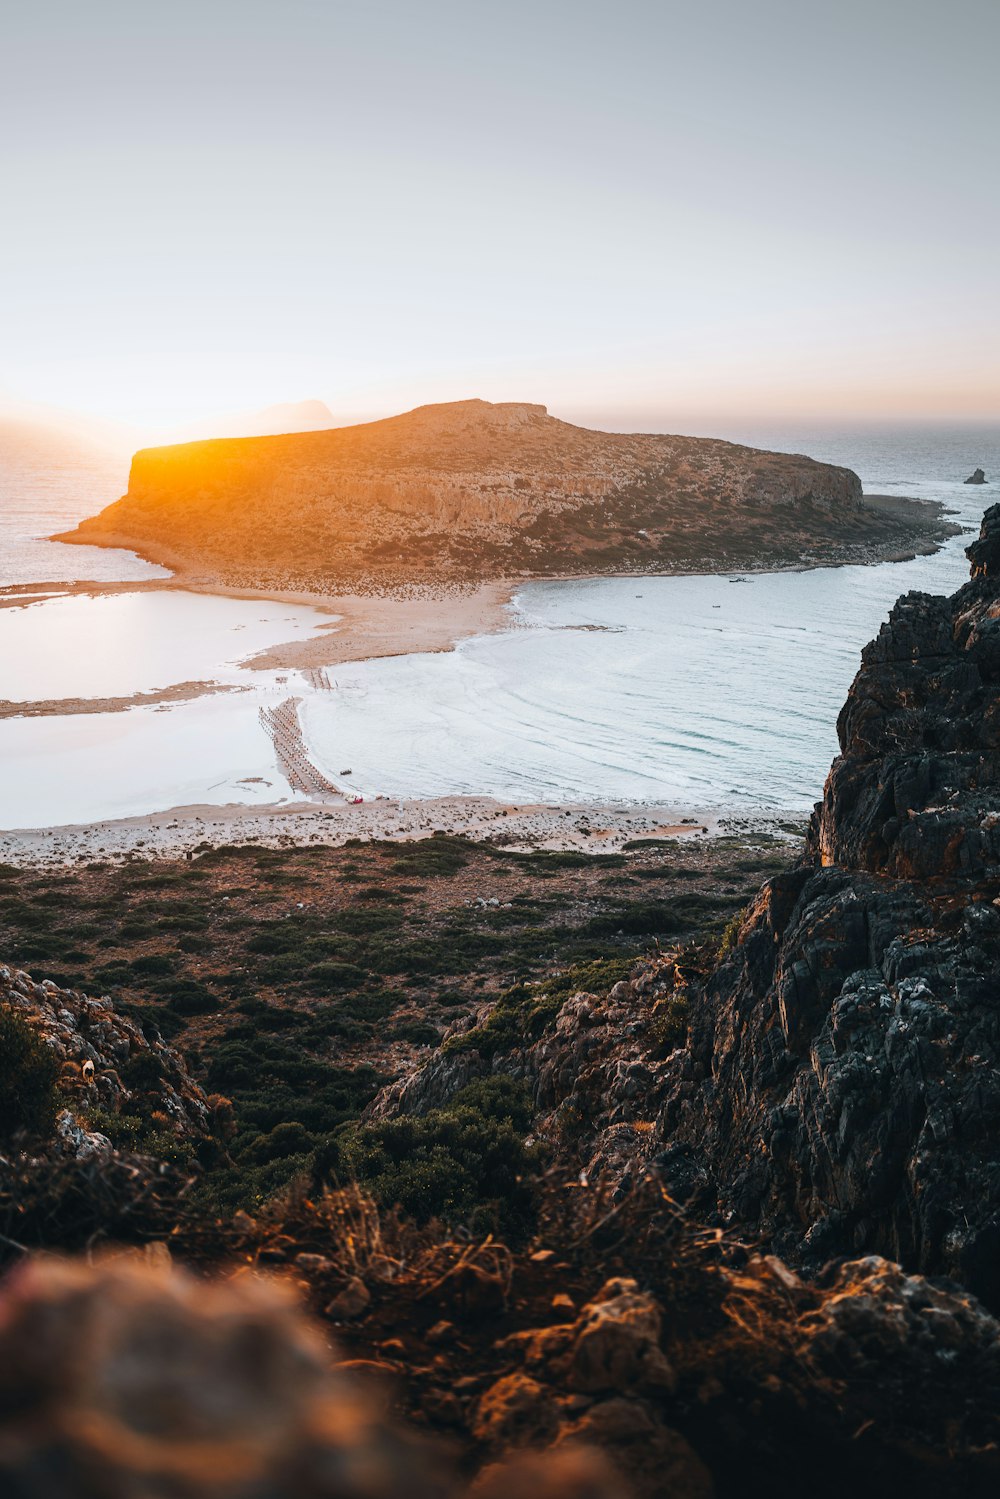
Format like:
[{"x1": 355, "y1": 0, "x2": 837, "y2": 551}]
[
  {"x1": 246, "y1": 1120, "x2": 317, "y2": 1164},
  {"x1": 648, "y1": 991, "x2": 690, "y2": 1054},
  {"x1": 387, "y1": 834, "x2": 470, "y2": 877},
  {"x1": 129, "y1": 953, "x2": 177, "y2": 978},
  {"x1": 0, "y1": 1005, "x2": 61, "y2": 1139},
  {"x1": 178, "y1": 935, "x2": 210, "y2": 954},
  {"x1": 341, "y1": 1078, "x2": 538, "y2": 1232},
  {"x1": 84, "y1": 1106, "x2": 196, "y2": 1167},
  {"x1": 122, "y1": 1050, "x2": 166, "y2": 1089},
  {"x1": 161, "y1": 979, "x2": 220, "y2": 1016},
  {"x1": 717, "y1": 906, "x2": 749, "y2": 960},
  {"x1": 246, "y1": 929, "x2": 296, "y2": 955},
  {"x1": 388, "y1": 1020, "x2": 439, "y2": 1045},
  {"x1": 113, "y1": 999, "x2": 186, "y2": 1041},
  {"x1": 333, "y1": 907, "x2": 398, "y2": 934},
  {"x1": 306, "y1": 961, "x2": 367, "y2": 992},
  {"x1": 334, "y1": 992, "x2": 396, "y2": 1022}
]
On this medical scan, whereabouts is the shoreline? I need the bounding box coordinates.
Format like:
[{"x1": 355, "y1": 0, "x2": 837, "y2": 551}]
[
  {"x1": 9, "y1": 491, "x2": 964, "y2": 679},
  {"x1": 0, "y1": 796, "x2": 807, "y2": 869}
]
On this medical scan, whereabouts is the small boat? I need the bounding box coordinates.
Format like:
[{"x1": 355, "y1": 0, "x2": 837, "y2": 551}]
[{"x1": 340, "y1": 768, "x2": 353, "y2": 775}]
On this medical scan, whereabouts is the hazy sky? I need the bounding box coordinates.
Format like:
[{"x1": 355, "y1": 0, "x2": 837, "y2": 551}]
[{"x1": 2, "y1": 0, "x2": 997, "y2": 438}]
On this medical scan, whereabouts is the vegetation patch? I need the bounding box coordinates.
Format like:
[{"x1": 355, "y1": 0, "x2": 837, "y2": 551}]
[
  {"x1": 445, "y1": 955, "x2": 636, "y2": 1060},
  {"x1": 0, "y1": 1005, "x2": 61, "y2": 1140},
  {"x1": 338, "y1": 1076, "x2": 538, "y2": 1233}
]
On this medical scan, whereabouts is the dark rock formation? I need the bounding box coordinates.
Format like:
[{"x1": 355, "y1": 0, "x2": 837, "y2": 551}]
[
  {"x1": 0, "y1": 964, "x2": 236, "y2": 1255},
  {"x1": 651, "y1": 504, "x2": 1000, "y2": 1305},
  {"x1": 965, "y1": 468, "x2": 987, "y2": 484}
]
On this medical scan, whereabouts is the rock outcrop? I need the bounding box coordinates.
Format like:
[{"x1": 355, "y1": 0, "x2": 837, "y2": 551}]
[
  {"x1": 0, "y1": 961, "x2": 214, "y2": 1155},
  {"x1": 56, "y1": 399, "x2": 953, "y2": 592},
  {"x1": 651, "y1": 505, "x2": 1000, "y2": 1304},
  {"x1": 965, "y1": 468, "x2": 987, "y2": 484}
]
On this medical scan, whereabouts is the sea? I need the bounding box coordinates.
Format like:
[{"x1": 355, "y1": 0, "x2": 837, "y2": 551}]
[{"x1": 0, "y1": 420, "x2": 997, "y2": 830}]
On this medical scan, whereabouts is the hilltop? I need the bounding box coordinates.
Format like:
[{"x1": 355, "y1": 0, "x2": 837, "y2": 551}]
[{"x1": 56, "y1": 399, "x2": 954, "y2": 593}]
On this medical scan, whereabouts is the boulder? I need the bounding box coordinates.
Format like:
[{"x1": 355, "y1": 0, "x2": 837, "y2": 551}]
[
  {"x1": 554, "y1": 1400, "x2": 713, "y2": 1499},
  {"x1": 0, "y1": 1256, "x2": 447, "y2": 1499},
  {"x1": 474, "y1": 1373, "x2": 561, "y2": 1450},
  {"x1": 568, "y1": 1280, "x2": 676, "y2": 1395},
  {"x1": 325, "y1": 1275, "x2": 371, "y2": 1319}
]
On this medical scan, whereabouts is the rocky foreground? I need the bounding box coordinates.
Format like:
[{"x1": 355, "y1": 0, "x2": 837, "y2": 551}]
[
  {"x1": 57, "y1": 399, "x2": 954, "y2": 591},
  {"x1": 3, "y1": 511, "x2": 1000, "y2": 1493}
]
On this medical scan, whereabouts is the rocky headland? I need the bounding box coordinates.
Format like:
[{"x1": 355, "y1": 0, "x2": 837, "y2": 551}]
[{"x1": 55, "y1": 399, "x2": 956, "y2": 593}]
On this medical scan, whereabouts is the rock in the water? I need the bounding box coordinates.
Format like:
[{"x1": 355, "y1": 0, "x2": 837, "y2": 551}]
[{"x1": 965, "y1": 467, "x2": 987, "y2": 484}]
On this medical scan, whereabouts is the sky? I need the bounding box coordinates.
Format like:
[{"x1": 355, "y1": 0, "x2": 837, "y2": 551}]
[{"x1": 1, "y1": 0, "x2": 998, "y2": 441}]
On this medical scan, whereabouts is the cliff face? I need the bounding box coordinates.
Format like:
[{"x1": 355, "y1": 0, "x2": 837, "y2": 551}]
[
  {"x1": 56, "y1": 399, "x2": 947, "y2": 591},
  {"x1": 655, "y1": 505, "x2": 1000, "y2": 1304},
  {"x1": 813, "y1": 506, "x2": 1000, "y2": 879}
]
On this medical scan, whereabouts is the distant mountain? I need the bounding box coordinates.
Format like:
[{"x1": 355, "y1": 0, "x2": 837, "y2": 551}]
[{"x1": 57, "y1": 398, "x2": 954, "y2": 592}]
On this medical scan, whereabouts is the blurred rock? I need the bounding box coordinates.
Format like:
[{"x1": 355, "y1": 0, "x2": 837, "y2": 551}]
[{"x1": 0, "y1": 1255, "x2": 447, "y2": 1499}]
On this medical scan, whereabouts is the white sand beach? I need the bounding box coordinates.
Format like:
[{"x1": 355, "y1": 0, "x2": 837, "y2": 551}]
[{"x1": 0, "y1": 795, "x2": 776, "y2": 869}]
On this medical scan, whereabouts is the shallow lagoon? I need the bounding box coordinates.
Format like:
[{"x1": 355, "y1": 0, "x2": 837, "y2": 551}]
[
  {"x1": 0, "y1": 420, "x2": 997, "y2": 829},
  {"x1": 0, "y1": 589, "x2": 328, "y2": 702}
]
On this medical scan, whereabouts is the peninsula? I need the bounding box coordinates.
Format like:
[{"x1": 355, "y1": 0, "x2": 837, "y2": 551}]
[{"x1": 57, "y1": 399, "x2": 955, "y2": 595}]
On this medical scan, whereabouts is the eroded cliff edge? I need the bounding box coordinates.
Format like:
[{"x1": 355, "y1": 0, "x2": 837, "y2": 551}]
[{"x1": 56, "y1": 399, "x2": 955, "y2": 591}]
